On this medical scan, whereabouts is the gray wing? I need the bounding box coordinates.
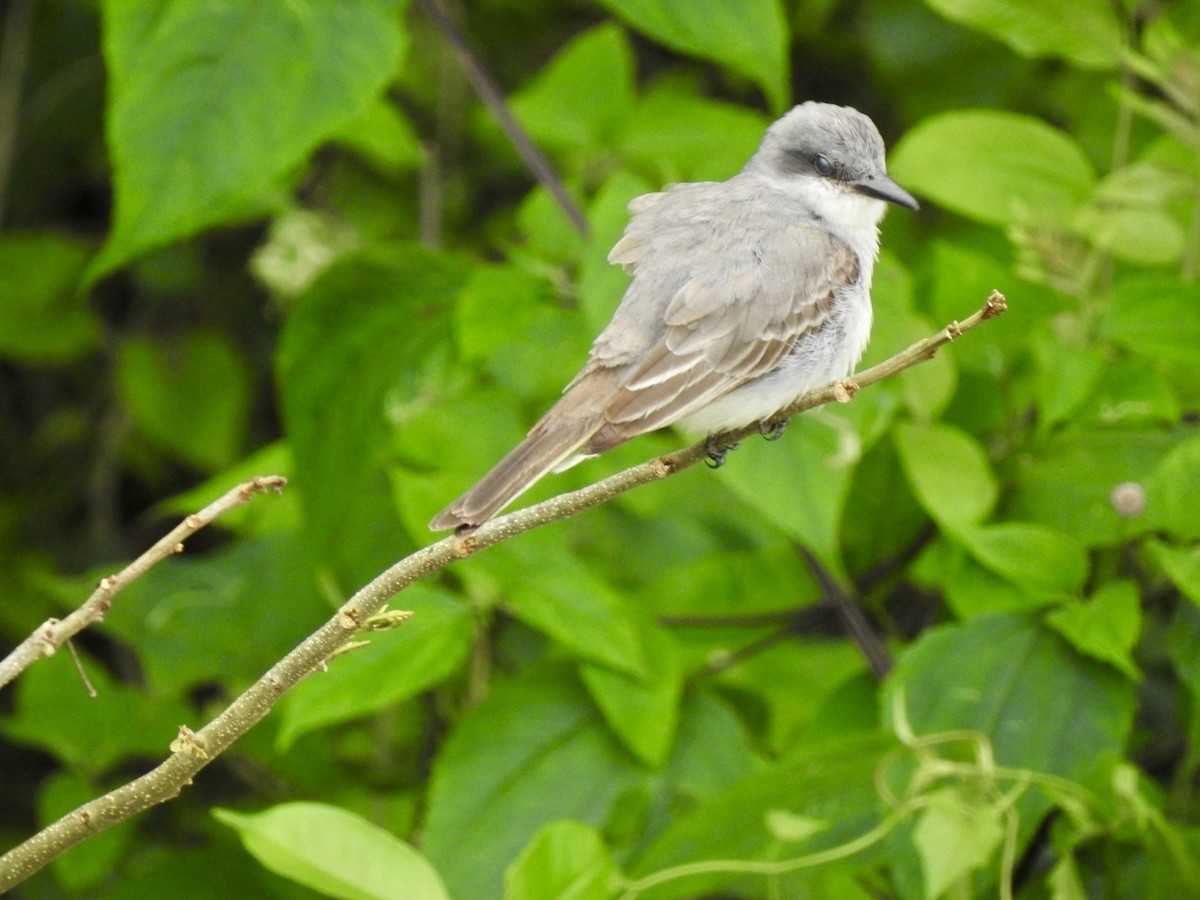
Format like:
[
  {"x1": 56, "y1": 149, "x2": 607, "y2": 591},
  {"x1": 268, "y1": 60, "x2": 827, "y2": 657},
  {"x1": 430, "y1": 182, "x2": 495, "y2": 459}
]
[{"x1": 576, "y1": 181, "x2": 860, "y2": 453}]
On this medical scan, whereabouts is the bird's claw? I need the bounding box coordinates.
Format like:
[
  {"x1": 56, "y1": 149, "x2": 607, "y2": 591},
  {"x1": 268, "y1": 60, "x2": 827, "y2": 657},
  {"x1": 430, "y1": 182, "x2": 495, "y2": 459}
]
[
  {"x1": 705, "y1": 436, "x2": 739, "y2": 468},
  {"x1": 759, "y1": 418, "x2": 789, "y2": 441}
]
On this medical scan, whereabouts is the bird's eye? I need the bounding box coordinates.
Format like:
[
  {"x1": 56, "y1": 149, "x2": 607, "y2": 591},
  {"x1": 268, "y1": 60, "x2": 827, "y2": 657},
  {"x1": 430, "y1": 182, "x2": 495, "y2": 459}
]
[{"x1": 813, "y1": 154, "x2": 833, "y2": 176}]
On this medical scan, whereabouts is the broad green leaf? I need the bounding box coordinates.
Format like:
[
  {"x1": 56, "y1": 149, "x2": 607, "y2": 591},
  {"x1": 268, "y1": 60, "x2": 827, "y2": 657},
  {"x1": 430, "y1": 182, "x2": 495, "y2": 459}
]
[
  {"x1": 2, "y1": 653, "x2": 192, "y2": 776},
  {"x1": 1168, "y1": 603, "x2": 1200, "y2": 700},
  {"x1": 92, "y1": 0, "x2": 405, "y2": 280},
  {"x1": 276, "y1": 244, "x2": 469, "y2": 576},
  {"x1": 1145, "y1": 432, "x2": 1200, "y2": 540},
  {"x1": 104, "y1": 533, "x2": 329, "y2": 693},
  {"x1": 1048, "y1": 853, "x2": 1088, "y2": 900},
  {"x1": 922, "y1": 0, "x2": 1122, "y2": 69},
  {"x1": 579, "y1": 171, "x2": 653, "y2": 336},
  {"x1": 1032, "y1": 332, "x2": 1105, "y2": 431},
  {"x1": 1147, "y1": 540, "x2": 1200, "y2": 610},
  {"x1": 454, "y1": 265, "x2": 551, "y2": 364},
  {"x1": 422, "y1": 664, "x2": 642, "y2": 899},
  {"x1": 619, "y1": 86, "x2": 769, "y2": 182},
  {"x1": 277, "y1": 587, "x2": 472, "y2": 748},
  {"x1": 889, "y1": 111, "x2": 1095, "y2": 226},
  {"x1": 885, "y1": 613, "x2": 1135, "y2": 782},
  {"x1": 116, "y1": 330, "x2": 250, "y2": 471},
  {"x1": 913, "y1": 787, "x2": 1005, "y2": 900},
  {"x1": 517, "y1": 186, "x2": 589, "y2": 264},
  {"x1": 721, "y1": 410, "x2": 861, "y2": 570},
  {"x1": 629, "y1": 733, "x2": 896, "y2": 896},
  {"x1": 1101, "y1": 275, "x2": 1200, "y2": 370},
  {"x1": 894, "y1": 421, "x2": 997, "y2": 528},
  {"x1": 1045, "y1": 581, "x2": 1142, "y2": 679},
  {"x1": 597, "y1": 0, "x2": 790, "y2": 112},
  {"x1": 1077, "y1": 360, "x2": 1181, "y2": 427},
  {"x1": 841, "y1": 438, "x2": 929, "y2": 587},
  {"x1": 509, "y1": 23, "x2": 635, "y2": 150},
  {"x1": 953, "y1": 521, "x2": 1089, "y2": 597},
  {"x1": 926, "y1": 241, "x2": 1063, "y2": 372},
  {"x1": 0, "y1": 233, "x2": 97, "y2": 362},
  {"x1": 1075, "y1": 205, "x2": 1185, "y2": 266},
  {"x1": 333, "y1": 94, "x2": 424, "y2": 175},
  {"x1": 922, "y1": 538, "x2": 1054, "y2": 617},
  {"x1": 504, "y1": 550, "x2": 648, "y2": 677},
  {"x1": 156, "y1": 442, "x2": 298, "y2": 538},
  {"x1": 215, "y1": 802, "x2": 449, "y2": 900},
  {"x1": 580, "y1": 621, "x2": 683, "y2": 767},
  {"x1": 503, "y1": 820, "x2": 616, "y2": 900},
  {"x1": 1007, "y1": 427, "x2": 1174, "y2": 547}
]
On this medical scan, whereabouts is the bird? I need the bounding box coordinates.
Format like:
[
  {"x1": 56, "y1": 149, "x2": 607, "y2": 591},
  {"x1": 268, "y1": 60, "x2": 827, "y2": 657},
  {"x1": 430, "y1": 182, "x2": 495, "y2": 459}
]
[{"x1": 430, "y1": 101, "x2": 917, "y2": 532}]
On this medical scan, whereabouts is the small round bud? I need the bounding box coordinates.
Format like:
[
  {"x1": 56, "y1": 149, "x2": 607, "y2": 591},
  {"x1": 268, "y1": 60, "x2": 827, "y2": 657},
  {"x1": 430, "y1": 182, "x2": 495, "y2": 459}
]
[{"x1": 1111, "y1": 482, "x2": 1146, "y2": 519}]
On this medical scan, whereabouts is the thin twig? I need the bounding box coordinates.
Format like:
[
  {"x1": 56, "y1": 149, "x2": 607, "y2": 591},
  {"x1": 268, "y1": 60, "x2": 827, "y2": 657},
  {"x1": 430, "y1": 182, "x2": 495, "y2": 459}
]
[
  {"x1": 0, "y1": 0, "x2": 36, "y2": 224},
  {"x1": 0, "y1": 292, "x2": 1006, "y2": 890},
  {"x1": 795, "y1": 545, "x2": 891, "y2": 680},
  {"x1": 416, "y1": 0, "x2": 590, "y2": 236},
  {"x1": 0, "y1": 476, "x2": 288, "y2": 692}
]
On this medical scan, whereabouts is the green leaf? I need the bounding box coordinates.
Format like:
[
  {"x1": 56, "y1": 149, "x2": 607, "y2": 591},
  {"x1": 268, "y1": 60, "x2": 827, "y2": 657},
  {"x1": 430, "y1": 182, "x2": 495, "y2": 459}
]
[
  {"x1": 580, "y1": 622, "x2": 683, "y2": 767},
  {"x1": 619, "y1": 87, "x2": 769, "y2": 182},
  {"x1": 1007, "y1": 427, "x2": 1174, "y2": 547},
  {"x1": 277, "y1": 244, "x2": 469, "y2": 575},
  {"x1": 1074, "y1": 205, "x2": 1185, "y2": 266},
  {"x1": 720, "y1": 410, "x2": 861, "y2": 570},
  {"x1": 922, "y1": 0, "x2": 1122, "y2": 70},
  {"x1": 503, "y1": 821, "x2": 616, "y2": 900},
  {"x1": 885, "y1": 613, "x2": 1135, "y2": 782},
  {"x1": 333, "y1": 94, "x2": 424, "y2": 175},
  {"x1": 3, "y1": 653, "x2": 193, "y2": 776},
  {"x1": 0, "y1": 233, "x2": 97, "y2": 362},
  {"x1": 504, "y1": 550, "x2": 648, "y2": 677},
  {"x1": 1147, "y1": 540, "x2": 1200, "y2": 610},
  {"x1": 91, "y1": 0, "x2": 405, "y2": 279},
  {"x1": 1101, "y1": 275, "x2": 1200, "y2": 370},
  {"x1": 104, "y1": 534, "x2": 330, "y2": 694},
  {"x1": 1145, "y1": 432, "x2": 1200, "y2": 540},
  {"x1": 579, "y1": 171, "x2": 654, "y2": 337},
  {"x1": 913, "y1": 787, "x2": 1005, "y2": 900},
  {"x1": 889, "y1": 110, "x2": 1095, "y2": 226},
  {"x1": 597, "y1": 0, "x2": 790, "y2": 112},
  {"x1": 422, "y1": 665, "x2": 641, "y2": 899},
  {"x1": 953, "y1": 521, "x2": 1090, "y2": 597},
  {"x1": 116, "y1": 330, "x2": 251, "y2": 471},
  {"x1": 277, "y1": 587, "x2": 472, "y2": 748},
  {"x1": 630, "y1": 733, "x2": 896, "y2": 896},
  {"x1": 157, "y1": 442, "x2": 298, "y2": 538},
  {"x1": 1048, "y1": 853, "x2": 1088, "y2": 900},
  {"x1": 509, "y1": 23, "x2": 635, "y2": 150},
  {"x1": 215, "y1": 802, "x2": 449, "y2": 900},
  {"x1": 1032, "y1": 332, "x2": 1105, "y2": 431},
  {"x1": 1045, "y1": 581, "x2": 1142, "y2": 679},
  {"x1": 1167, "y1": 603, "x2": 1200, "y2": 700},
  {"x1": 894, "y1": 421, "x2": 998, "y2": 528}
]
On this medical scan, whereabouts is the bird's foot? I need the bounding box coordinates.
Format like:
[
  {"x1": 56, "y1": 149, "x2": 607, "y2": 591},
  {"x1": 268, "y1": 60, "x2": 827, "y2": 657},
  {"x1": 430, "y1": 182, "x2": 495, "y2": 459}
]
[
  {"x1": 759, "y1": 418, "x2": 789, "y2": 442},
  {"x1": 705, "y1": 435, "x2": 740, "y2": 468}
]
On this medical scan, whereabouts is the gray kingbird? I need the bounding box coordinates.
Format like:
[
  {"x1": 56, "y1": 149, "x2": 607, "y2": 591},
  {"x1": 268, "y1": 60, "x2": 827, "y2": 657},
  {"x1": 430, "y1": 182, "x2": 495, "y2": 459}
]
[{"x1": 430, "y1": 101, "x2": 917, "y2": 531}]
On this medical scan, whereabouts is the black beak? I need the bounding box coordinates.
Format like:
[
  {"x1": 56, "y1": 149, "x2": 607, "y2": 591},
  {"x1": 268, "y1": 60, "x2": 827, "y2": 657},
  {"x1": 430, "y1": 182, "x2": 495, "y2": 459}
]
[{"x1": 852, "y1": 173, "x2": 919, "y2": 210}]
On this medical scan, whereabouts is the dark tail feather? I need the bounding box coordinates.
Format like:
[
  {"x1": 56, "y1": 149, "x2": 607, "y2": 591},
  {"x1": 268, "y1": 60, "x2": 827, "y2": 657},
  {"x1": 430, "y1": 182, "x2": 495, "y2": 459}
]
[{"x1": 428, "y1": 419, "x2": 596, "y2": 531}]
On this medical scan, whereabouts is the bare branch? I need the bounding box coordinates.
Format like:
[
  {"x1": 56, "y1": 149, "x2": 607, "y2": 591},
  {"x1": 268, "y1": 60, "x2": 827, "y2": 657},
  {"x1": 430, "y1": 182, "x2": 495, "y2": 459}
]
[
  {"x1": 416, "y1": 0, "x2": 590, "y2": 236},
  {"x1": 0, "y1": 292, "x2": 1005, "y2": 890},
  {"x1": 0, "y1": 476, "x2": 288, "y2": 692}
]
